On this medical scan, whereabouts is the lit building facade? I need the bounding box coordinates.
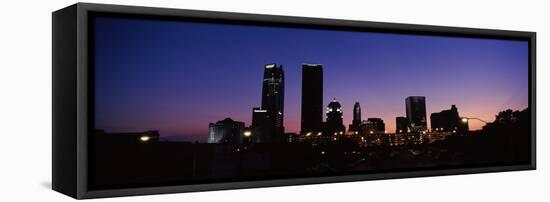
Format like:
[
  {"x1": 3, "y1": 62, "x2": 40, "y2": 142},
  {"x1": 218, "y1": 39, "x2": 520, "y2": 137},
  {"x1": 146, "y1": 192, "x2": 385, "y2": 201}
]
[
  {"x1": 208, "y1": 118, "x2": 245, "y2": 144},
  {"x1": 251, "y1": 63, "x2": 285, "y2": 143},
  {"x1": 324, "y1": 98, "x2": 346, "y2": 136}
]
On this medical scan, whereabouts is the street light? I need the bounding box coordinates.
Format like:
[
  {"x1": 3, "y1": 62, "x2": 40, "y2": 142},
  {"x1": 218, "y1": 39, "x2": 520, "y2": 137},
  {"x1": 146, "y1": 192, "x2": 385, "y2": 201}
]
[
  {"x1": 461, "y1": 117, "x2": 488, "y2": 124},
  {"x1": 140, "y1": 135, "x2": 150, "y2": 142},
  {"x1": 243, "y1": 131, "x2": 252, "y2": 137}
]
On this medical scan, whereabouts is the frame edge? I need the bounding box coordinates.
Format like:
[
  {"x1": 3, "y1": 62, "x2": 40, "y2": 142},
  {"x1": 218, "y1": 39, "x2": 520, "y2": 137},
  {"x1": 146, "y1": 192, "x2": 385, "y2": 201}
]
[{"x1": 66, "y1": 2, "x2": 537, "y2": 199}]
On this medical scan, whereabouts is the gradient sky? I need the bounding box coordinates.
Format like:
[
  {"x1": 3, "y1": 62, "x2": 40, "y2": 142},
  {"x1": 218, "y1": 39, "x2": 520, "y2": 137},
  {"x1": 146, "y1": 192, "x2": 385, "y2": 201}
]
[{"x1": 94, "y1": 16, "x2": 529, "y2": 142}]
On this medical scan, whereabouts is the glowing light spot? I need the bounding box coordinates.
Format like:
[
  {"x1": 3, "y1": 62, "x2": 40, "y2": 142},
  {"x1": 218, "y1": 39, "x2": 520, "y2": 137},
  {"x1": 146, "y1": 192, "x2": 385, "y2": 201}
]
[{"x1": 140, "y1": 136, "x2": 150, "y2": 142}]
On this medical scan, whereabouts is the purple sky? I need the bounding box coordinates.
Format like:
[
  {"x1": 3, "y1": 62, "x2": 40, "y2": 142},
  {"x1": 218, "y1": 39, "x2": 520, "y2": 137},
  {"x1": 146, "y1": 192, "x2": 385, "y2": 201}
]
[{"x1": 94, "y1": 16, "x2": 529, "y2": 142}]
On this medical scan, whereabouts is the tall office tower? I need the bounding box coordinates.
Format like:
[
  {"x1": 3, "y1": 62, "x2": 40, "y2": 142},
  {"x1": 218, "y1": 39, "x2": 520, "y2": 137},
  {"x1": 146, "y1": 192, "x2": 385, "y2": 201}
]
[
  {"x1": 395, "y1": 116, "x2": 409, "y2": 134},
  {"x1": 300, "y1": 63, "x2": 323, "y2": 135},
  {"x1": 348, "y1": 102, "x2": 362, "y2": 133},
  {"x1": 405, "y1": 96, "x2": 427, "y2": 132},
  {"x1": 251, "y1": 107, "x2": 269, "y2": 143},
  {"x1": 324, "y1": 98, "x2": 346, "y2": 136},
  {"x1": 257, "y1": 63, "x2": 285, "y2": 142}
]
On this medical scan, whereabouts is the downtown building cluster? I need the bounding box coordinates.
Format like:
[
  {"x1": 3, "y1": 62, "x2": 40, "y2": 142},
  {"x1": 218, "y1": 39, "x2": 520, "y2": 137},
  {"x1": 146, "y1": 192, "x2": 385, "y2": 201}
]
[{"x1": 208, "y1": 63, "x2": 470, "y2": 146}]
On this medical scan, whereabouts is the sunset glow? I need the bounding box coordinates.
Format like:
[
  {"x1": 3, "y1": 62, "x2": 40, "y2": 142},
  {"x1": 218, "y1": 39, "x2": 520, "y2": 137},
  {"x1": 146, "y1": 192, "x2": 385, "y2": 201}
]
[{"x1": 94, "y1": 17, "x2": 528, "y2": 142}]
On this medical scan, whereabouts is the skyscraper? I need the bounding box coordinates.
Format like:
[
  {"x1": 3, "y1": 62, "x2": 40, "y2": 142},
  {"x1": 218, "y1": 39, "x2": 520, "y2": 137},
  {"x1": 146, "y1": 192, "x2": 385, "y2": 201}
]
[
  {"x1": 300, "y1": 63, "x2": 323, "y2": 135},
  {"x1": 405, "y1": 96, "x2": 427, "y2": 132},
  {"x1": 251, "y1": 107, "x2": 269, "y2": 143},
  {"x1": 324, "y1": 98, "x2": 346, "y2": 136},
  {"x1": 348, "y1": 102, "x2": 362, "y2": 132},
  {"x1": 251, "y1": 63, "x2": 285, "y2": 143}
]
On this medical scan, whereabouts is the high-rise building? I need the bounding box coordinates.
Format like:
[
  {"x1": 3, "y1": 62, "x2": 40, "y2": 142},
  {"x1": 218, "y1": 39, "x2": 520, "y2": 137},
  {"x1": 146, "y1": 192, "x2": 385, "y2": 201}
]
[
  {"x1": 251, "y1": 63, "x2": 285, "y2": 143},
  {"x1": 324, "y1": 98, "x2": 346, "y2": 136},
  {"x1": 251, "y1": 107, "x2": 268, "y2": 143},
  {"x1": 208, "y1": 118, "x2": 245, "y2": 144},
  {"x1": 300, "y1": 63, "x2": 323, "y2": 135},
  {"x1": 395, "y1": 116, "x2": 409, "y2": 134},
  {"x1": 430, "y1": 105, "x2": 469, "y2": 134},
  {"x1": 405, "y1": 96, "x2": 427, "y2": 132},
  {"x1": 348, "y1": 102, "x2": 362, "y2": 133}
]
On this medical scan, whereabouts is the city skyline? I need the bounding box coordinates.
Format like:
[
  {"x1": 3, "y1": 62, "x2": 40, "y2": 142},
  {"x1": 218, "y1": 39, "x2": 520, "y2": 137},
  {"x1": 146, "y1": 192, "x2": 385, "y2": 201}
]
[{"x1": 94, "y1": 17, "x2": 529, "y2": 142}]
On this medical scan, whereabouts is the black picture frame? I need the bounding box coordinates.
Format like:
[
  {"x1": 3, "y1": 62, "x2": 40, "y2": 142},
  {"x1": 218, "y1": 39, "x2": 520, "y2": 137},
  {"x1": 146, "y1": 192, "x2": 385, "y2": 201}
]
[{"x1": 52, "y1": 2, "x2": 536, "y2": 199}]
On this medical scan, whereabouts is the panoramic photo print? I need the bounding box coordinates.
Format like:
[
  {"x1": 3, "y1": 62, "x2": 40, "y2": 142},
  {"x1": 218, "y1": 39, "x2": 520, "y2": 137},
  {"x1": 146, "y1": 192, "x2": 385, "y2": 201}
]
[{"x1": 91, "y1": 15, "x2": 530, "y2": 189}]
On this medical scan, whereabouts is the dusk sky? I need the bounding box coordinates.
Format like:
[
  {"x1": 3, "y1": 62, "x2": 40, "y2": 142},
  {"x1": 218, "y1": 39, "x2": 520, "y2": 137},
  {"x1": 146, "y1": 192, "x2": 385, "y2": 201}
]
[{"x1": 94, "y1": 16, "x2": 528, "y2": 142}]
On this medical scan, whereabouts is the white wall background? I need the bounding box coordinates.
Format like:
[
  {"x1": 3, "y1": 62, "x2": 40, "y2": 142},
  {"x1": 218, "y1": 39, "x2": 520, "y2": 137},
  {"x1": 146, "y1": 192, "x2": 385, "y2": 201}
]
[{"x1": 0, "y1": 0, "x2": 547, "y2": 201}]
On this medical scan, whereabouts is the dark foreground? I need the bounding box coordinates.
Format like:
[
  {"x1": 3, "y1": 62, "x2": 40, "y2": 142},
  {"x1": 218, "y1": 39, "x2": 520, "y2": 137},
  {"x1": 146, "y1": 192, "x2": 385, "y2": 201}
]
[{"x1": 92, "y1": 109, "x2": 530, "y2": 189}]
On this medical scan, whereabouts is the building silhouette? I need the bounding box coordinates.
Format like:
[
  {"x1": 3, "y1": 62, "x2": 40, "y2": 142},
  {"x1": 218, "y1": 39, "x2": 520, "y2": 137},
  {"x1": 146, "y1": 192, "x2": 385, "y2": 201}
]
[
  {"x1": 405, "y1": 96, "x2": 427, "y2": 132},
  {"x1": 251, "y1": 63, "x2": 285, "y2": 143},
  {"x1": 348, "y1": 102, "x2": 362, "y2": 133},
  {"x1": 430, "y1": 105, "x2": 469, "y2": 134},
  {"x1": 395, "y1": 116, "x2": 409, "y2": 134},
  {"x1": 324, "y1": 98, "x2": 346, "y2": 136},
  {"x1": 300, "y1": 63, "x2": 324, "y2": 136},
  {"x1": 208, "y1": 118, "x2": 245, "y2": 144},
  {"x1": 360, "y1": 118, "x2": 385, "y2": 134},
  {"x1": 251, "y1": 107, "x2": 269, "y2": 143}
]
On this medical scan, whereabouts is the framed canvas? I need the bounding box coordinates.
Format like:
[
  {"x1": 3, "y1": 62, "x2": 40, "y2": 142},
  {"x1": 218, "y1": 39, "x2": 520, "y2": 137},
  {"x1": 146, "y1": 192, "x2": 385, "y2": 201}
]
[{"x1": 52, "y1": 3, "x2": 536, "y2": 199}]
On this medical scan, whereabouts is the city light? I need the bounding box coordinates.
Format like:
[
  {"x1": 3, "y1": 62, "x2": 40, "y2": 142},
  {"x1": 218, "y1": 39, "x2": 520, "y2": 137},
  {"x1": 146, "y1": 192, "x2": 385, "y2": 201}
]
[
  {"x1": 140, "y1": 136, "x2": 150, "y2": 142},
  {"x1": 169, "y1": 59, "x2": 509, "y2": 159}
]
